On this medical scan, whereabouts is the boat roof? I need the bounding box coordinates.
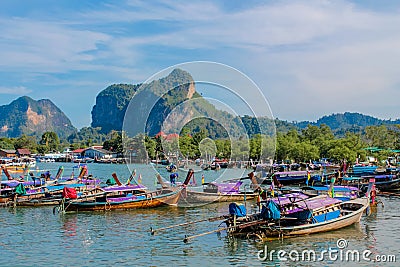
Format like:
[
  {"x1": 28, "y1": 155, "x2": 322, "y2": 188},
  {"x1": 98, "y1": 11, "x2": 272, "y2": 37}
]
[
  {"x1": 1, "y1": 180, "x2": 37, "y2": 187},
  {"x1": 275, "y1": 171, "x2": 309, "y2": 175},
  {"x1": 302, "y1": 186, "x2": 360, "y2": 192},
  {"x1": 343, "y1": 177, "x2": 364, "y2": 181},
  {"x1": 296, "y1": 195, "x2": 341, "y2": 210},
  {"x1": 272, "y1": 192, "x2": 309, "y2": 206},
  {"x1": 102, "y1": 184, "x2": 147, "y2": 192},
  {"x1": 210, "y1": 181, "x2": 242, "y2": 193}
]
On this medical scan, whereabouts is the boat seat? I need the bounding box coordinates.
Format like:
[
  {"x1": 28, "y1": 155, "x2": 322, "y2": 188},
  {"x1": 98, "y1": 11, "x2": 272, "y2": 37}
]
[{"x1": 341, "y1": 209, "x2": 354, "y2": 213}]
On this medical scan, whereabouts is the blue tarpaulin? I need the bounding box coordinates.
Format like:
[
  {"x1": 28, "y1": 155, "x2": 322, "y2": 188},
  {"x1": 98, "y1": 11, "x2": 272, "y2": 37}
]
[
  {"x1": 229, "y1": 203, "x2": 247, "y2": 217},
  {"x1": 260, "y1": 200, "x2": 281, "y2": 220}
]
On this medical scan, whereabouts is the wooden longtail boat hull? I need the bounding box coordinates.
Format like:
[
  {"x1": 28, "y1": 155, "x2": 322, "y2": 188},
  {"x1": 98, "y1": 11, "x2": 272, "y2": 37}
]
[
  {"x1": 17, "y1": 198, "x2": 62, "y2": 206},
  {"x1": 344, "y1": 177, "x2": 400, "y2": 192},
  {"x1": 65, "y1": 189, "x2": 182, "y2": 211},
  {"x1": 277, "y1": 199, "x2": 367, "y2": 236},
  {"x1": 179, "y1": 189, "x2": 256, "y2": 207},
  {"x1": 375, "y1": 178, "x2": 400, "y2": 192},
  {"x1": 16, "y1": 188, "x2": 105, "y2": 207},
  {"x1": 227, "y1": 197, "x2": 368, "y2": 239},
  {"x1": 0, "y1": 196, "x2": 12, "y2": 204}
]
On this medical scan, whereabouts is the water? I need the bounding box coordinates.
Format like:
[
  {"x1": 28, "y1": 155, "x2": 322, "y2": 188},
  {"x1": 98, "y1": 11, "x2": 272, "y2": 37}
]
[{"x1": 1, "y1": 163, "x2": 399, "y2": 266}]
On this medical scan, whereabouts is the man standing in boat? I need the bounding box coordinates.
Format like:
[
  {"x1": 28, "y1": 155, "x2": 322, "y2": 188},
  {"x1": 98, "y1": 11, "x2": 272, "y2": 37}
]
[{"x1": 170, "y1": 171, "x2": 178, "y2": 186}]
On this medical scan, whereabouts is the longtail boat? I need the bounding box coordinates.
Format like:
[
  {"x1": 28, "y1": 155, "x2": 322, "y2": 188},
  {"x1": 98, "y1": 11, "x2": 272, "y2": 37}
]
[
  {"x1": 179, "y1": 181, "x2": 257, "y2": 207},
  {"x1": 60, "y1": 170, "x2": 194, "y2": 212},
  {"x1": 342, "y1": 173, "x2": 400, "y2": 192},
  {"x1": 1, "y1": 165, "x2": 102, "y2": 206},
  {"x1": 300, "y1": 185, "x2": 360, "y2": 201},
  {"x1": 181, "y1": 180, "x2": 374, "y2": 243},
  {"x1": 223, "y1": 195, "x2": 368, "y2": 240},
  {"x1": 155, "y1": 172, "x2": 259, "y2": 207},
  {"x1": 351, "y1": 164, "x2": 378, "y2": 176},
  {"x1": 255, "y1": 170, "x2": 321, "y2": 186}
]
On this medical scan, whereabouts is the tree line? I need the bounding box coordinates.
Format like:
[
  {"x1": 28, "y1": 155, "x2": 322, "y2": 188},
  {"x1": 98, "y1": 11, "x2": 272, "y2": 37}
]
[{"x1": 1, "y1": 124, "x2": 399, "y2": 164}]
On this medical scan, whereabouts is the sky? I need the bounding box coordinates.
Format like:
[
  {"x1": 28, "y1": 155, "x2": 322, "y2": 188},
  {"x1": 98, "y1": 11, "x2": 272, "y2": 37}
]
[{"x1": 0, "y1": 0, "x2": 399, "y2": 129}]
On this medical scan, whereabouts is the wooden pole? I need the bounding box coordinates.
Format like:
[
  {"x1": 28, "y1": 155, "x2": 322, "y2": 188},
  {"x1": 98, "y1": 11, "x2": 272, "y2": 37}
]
[
  {"x1": 183, "y1": 226, "x2": 229, "y2": 243},
  {"x1": 182, "y1": 219, "x2": 269, "y2": 243},
  {"x1": 150, "y1": 214, "x2": 228, "y2": 235}
]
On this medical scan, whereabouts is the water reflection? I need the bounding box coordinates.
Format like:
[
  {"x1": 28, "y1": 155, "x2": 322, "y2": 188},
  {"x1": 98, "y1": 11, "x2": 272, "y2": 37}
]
[
  {"x1": 61, "y1": 214, "x2": 78, "y2": 237},
  {"x1": 1, "y1": 163, "x2": 399, "y2": 266}
]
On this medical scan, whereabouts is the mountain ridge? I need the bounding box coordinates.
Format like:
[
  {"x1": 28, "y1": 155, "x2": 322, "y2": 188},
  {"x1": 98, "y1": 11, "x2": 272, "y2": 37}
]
[
  {"x1": 1, "y1": 75, "x2": 399, "y2": 141},
  {"x1": 0, "y1": 96, "x2": 77, "y2": 139},
  {"x1": 293, "y1": 112, "x2": 400, "y2": 133}
]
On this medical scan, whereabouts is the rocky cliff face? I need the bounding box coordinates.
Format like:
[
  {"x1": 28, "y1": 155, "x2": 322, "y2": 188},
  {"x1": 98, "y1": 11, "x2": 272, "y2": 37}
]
[
  {"x1": 0, "y1": 96, "x2": 76, "y2": 138},
  {"x1": 91, "y1": 69, "x2": 199, "y2": 135},
  {"x1": 91, "y1": 83, "x2": 141, "y2": 133}
]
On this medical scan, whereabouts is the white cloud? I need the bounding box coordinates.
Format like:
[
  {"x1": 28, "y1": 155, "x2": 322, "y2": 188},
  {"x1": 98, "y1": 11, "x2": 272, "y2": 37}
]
[
  {"x1": 0, "y1": 18, "x2": 111, "y2": 72},
  {"x1": 1, "y1": 0, "x2": 400, "y2": 126},
  {"x1": 0, "y1": 86, "x2": 32, "y2": 95}
]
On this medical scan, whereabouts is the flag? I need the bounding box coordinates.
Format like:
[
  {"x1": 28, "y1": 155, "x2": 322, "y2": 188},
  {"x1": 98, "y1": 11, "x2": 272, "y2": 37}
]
[
  {"x1": 127, "y1": 169, "x2": 137, "y2": 185},
  {"x1": 191, "y1": 174, "x2": 196, "y2": 185},
  {"x1": 270, "y1": 180, "x2": 275, "y2": 197},
  {"x1": 329, "y1": 177, "x2": 336, "y2": 197},
  {"x1": 138, "y1": 174, "x2": 142, "y2": 184}
]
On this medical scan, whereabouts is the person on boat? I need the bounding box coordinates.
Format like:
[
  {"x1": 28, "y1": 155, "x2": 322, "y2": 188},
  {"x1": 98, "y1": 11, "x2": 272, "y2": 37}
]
[
  {"x1": 201, "y1": 174, "x2": 205, "y2": 185},
  {"x1": 170, "y1": 172, "x2": 178, "y2": 186},
  {"x1": 370, "y1": 184, "x2": 376, "y2": 205},
  {"x1": 335, "y1": 170, "x2": 342, "y2": 185},
  {"x1": 340, "y1": 160, "x2": 348, "y2": 176},
  {"x1": 256, "y1": 189, "x2": 268, "y2": 210}
]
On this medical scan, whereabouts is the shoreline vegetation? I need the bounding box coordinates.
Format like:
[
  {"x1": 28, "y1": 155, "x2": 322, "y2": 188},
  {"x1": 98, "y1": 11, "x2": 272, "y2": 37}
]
[{"x1": 0, "y1": 122, "x2": 399, "y2": 166}]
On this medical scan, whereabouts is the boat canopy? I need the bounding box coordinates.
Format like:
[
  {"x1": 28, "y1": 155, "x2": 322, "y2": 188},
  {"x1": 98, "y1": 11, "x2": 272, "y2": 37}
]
[
  {"x1": 260, "y1": 200, "x2": 281, "y2": 220},
  {"x1": 296, "y1": 196, "x2": 341, "y2": 211},
  {"x1": 271, "y1": 192, "x2": 309, "y2": 206},
  {"x1": 302, "y1": 186, "x2": 359, "y2": 192},
  {"x1": 228, "y1": 203, "x2": 246, "y2": 217}
]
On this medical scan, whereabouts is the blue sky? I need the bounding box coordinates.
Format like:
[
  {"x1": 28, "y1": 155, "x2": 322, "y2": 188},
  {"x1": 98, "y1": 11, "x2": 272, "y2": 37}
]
[{"x1": 0, "y1": 0, "x2": 400, "y2": 129}]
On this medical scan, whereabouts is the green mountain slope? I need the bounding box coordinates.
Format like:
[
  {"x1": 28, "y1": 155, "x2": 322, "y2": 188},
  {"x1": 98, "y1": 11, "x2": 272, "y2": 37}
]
[
  {"x1": 0, "y1": 96, "x2": 76, "y2": 139},
  {"x1": 91, "y1": 69, "x2": 245, "y2": 137}
]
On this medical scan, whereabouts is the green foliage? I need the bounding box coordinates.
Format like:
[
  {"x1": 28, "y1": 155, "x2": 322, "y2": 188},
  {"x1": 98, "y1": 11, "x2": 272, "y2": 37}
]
[
  {"x1": 295, "y1": 112, "x2": 400, "y2": 136},
  {"x1": 39, "y1": 131, "x2": 60, "y2": 152},
  {"x1": 215, "y1": 139, "x2": 231, "y2": 159},
  {"x1": 14, "y1": 135, "x2": 37, "y2": 153},
  {"x1": 91, "y1": 83, "x2": 141, "y2": 133},
  {"x1": 274, "y1": 125, "x2": 370, "y2": 162},
  {"x1": 290, "y1": 142, "x2": 320, "y2": 162},
  {"x1": 365, "y1": 125, "x2": 397, "y2": 149},
  {"x1": 103, "y1": 131, "x2": 123, "y2": 154},
  {"x1": 144, "y1": 135, "x2": 157, "y2": 159},
  {"x1": 0, "y1": 137, "x2": 14, "y2": 149},
  {"x1": 179, "y1": 134, "x2": 198, "y2": 158},
  {"x1": 67, "y1": 127, "x2": 107, "y2": 147}
]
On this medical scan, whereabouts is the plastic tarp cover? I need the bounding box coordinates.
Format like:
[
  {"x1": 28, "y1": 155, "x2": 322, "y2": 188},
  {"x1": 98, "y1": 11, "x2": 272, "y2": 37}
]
[
  {"x1": 229, "y1": 203, "x2": 247, "y2": 217},
  {"x1": 106, "y1": 177, "x2": 116, "y2": 186},
  {"x1": 261, "y1": 200, "x2": 281, "y2": 220},
  {"x1": 62, "y1": 187, "x2": 77, "y2": 199},
  {"x1": 15, "y1": 183, "x2": 26, "y2": 195}
]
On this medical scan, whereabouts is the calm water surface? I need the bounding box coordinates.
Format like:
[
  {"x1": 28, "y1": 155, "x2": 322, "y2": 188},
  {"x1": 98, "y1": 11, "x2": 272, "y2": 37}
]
[{"x1": 0, "y1": 163, "x2": 399, "y2": 266}]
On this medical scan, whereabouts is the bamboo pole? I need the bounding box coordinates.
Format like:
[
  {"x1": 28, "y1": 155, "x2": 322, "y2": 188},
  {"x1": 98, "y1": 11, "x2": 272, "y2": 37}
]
[
  {"x1": 150, "y1": 214, "x2": 228, "y2": 235},
  {"x1": 183, "y1": 226, "x2": 229, "y2": 243},
  {"x1": 182, "y1": 219, "x2": 270, "y2": 243}
]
